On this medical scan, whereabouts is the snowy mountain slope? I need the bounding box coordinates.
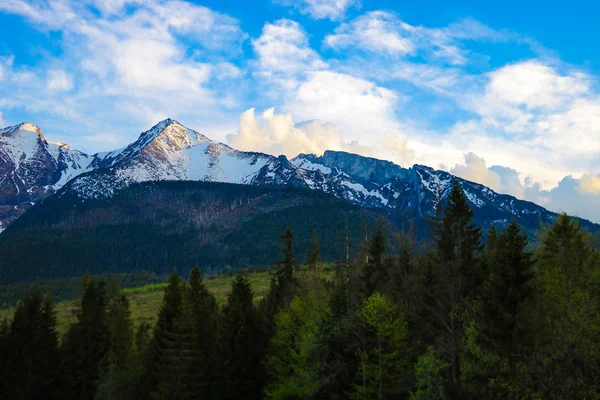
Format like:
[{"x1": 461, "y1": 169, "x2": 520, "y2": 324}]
[
  {"x1": 64, "y1": 119, "x2": 309, "y2": 199},
  {"x1": 0, "y1": 118, "x2": 596, "y2": 235},
  {"x1": 0, "y1": 123, "x2": 116, "y2": 230}
]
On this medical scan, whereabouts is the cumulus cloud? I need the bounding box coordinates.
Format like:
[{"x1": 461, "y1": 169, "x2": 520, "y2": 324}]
[
  {"x1": 274, "y1": 0, "x2": 359, "y2": 21},
  {"x1": 287, "y1": 70, "x2": 400, "y2": 143},
  {"x1": 227, "y1": 107, "x2": 415, "y2": 166},
  {"x1": 449, "y1": 152, "x2": 600, "y2": 223},
  {"x1": 450, "y1": 153, "x2": 526, "y2": 198}
]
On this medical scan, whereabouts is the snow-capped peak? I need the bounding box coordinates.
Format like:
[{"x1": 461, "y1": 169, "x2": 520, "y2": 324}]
[{"x1": 0, "y1": 122, "x2": 45, "y2": 139}]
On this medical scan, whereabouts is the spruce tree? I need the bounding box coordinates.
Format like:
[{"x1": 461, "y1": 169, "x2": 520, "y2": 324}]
[
  {"x1": 140, "y1": 269, "x2": 184, "y2": 398},
  {"x1": 61, "y1": 277, "x2": 110, "y2": 399},
  {"x1": 186, "y1": 266, "x2": 219, "y2": 398},
  {"x1": 95, "y1": 279, "x2": 135, "y2": 400},
  {"x1": 352, "y1": 292, "x2": 410, "y2": 399},
  {"x1": 533, "y1": 214, "x2": 600, "y2": 398},
  {"x1": 4, "y1": 284, "x2": 60, "y2": 399},
  {"x1": 221, "y1": 273, "x2": 265, "y2": 400},
  {"x1": 361, "y1": 221, "x2": 388, "y2": 296},
  {"x1": 306, "y1": 229, "x2": 322, "y2": 270},
  {"x1": 262, "y1": 228, "x2": 299, "y2": 331},
  {"x1": 483, "y1": 221, "x2": 534, "y2": 348},
  {"x1": 437, "y1": 180, "x2": 483, "y2": 275},
  {"x1": 106, "y1": 278, "x2": 134, "y2": 365},
  {"x1": 152, "y1": 299, "x2": 203, "y2": 400},
  {"x1": 428, "y1": 180, "x2": 483, "y2": 393},
  {"x1": 277, "y1": 227, "x2": 296, "y2": 284}
]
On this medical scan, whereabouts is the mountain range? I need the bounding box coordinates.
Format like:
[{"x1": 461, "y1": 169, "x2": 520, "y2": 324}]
[
  {"x1": 1, "y1": 118, "x2": 592, "y2": 235},
  {"x1": 1, "y1": 118, "x2": 598, "y2": 283}
]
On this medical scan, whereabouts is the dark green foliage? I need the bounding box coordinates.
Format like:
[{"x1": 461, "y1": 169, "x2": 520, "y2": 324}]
[
  {"x1": 140, "y1": 269, "x2": 184, "y2": 398},
  {"x1": 1, "y1": 285, "x2": 60, "y2": 399},
  {"x1": 184, "y1": 266, "x2": 220, "y2": 398},
  {"x1": 306, "y1": 229, "x2": 322, "y2": 270},
  {"x1": 0, "y1": 181, "x2": 379, "y2": 284},
  {"x1": 361, "y1": 221, "x2": 388, "y2": 296},
  {"x1": 151, "y1": 300, "x2": 204, "y2": 400},
  {"x1": 221, "y1": 273, "x2": 266, "y2": 399},
  {"x1": 482, "y1": 221, "x2": 534, "y2": 348},
  {"x1": 276, "y1": 227, "x2": 297, "y2": 284},
  {"x1": 3, "y1": 197, "x2": 600, "y2": 400},
  {"x1": 61, "y1": 276, "x2": 110, "y2": 399}
]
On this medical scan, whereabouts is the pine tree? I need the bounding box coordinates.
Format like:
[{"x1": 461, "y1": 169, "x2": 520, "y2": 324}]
[
  {"x1": 106, "y1": 278, "x2": 134, "y2": 365},
  {"x1": 221, "y1": 273, "x2": 265, "y2": 400},
  {"x1": 483, "y1": 221, "x2": 534, "y2": 348},
  {"x1": 61, "y1": 277, "x2": 110, "y2": 399},
  {"x1": 262, "y1": 228, "x2": 300, "y2": 332},
  {"x1": 352, "y1": 292, "x2": 410, "y2": 399},
  {"x1": 186, "y1": 266, "x2": 219, "y2": 398},
  {"x1": 437, "y1": 180, "x2": 483, "y2": 276},
  {"x1": 532, "y1": 214, "x2": 600, "y2": 398},
  {"x1": 306, "y1": 229, "x2": 322, "y2": 270},
  {"x1": 361, "y1": 221, "x2": 388, "y2": 296},
  {"x1": 3, "y1": 284, "x2": 60, "y2": 399},
  {"x1": 152, "y1": 299, "x2": 203, "y2": 400},
  {"x1": 95, "y1": 279, "x2": 135, "y2": 400},
  {"x1": 425, "y1": 180, "x2": 483, "y2": 393},
  {"x1": 277, "y1": 227, "x2": 296, "y2": 284},
  {"x1": 140, "y1": 269, "x2": 184, "y2": 398}
]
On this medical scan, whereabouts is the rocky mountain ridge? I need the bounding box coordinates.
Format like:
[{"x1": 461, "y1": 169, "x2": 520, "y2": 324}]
[{"x1": 0, "y1": 119, "x2": 593, "y2": 234}]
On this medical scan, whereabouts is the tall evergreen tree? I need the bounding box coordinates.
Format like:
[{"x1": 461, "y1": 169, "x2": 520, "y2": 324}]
[
  {"x1": 306, "y1": 229, "x2": 323, "y2": 270},
  {"x1": 483, "y1": 221, "x2": 534, "y2": 348},
  {"x1": 61, "y1": 277, "x2": 110, "y2": 400},
  {"x1": 532, "y1": 214, "x2": 600, "y2": 398},
  {"x1": 425, "y1": 180, "x2": 483, "y2": 393},
  {"x1": 139, "y1": 269, "x2": 184, "y2": 398},
  {"x1": 95, "y1": 279, "x2": 135, "y2": 400},
  {"x1": 221, "y1": 273, "x2": 265, "y2": 400},
  {"x1": 277, "y1": 227, "x2": 296, "y2": 284},
  {"x1": 151, "y1": 299, "x2": 203, "y2": 400},
  {"x1": 106, "y1": 278, "x2": 134, "y2": 364},
  {"x1": 3, "y1": 284, "x2": 60, "y2": 400},
  {"x1": 186, "y1": 266, "x2": 220, "y2": 398},
  {"x1": 361, "y1": 221, "x2": 388, "y2": 296},
  {"x1": 352, "y1": 292, "x2": 410, "y2": 400},
  {"x1": 262, "y1": 228, "x2": 300, "y2": 331},
  {"x1": 437, "y1": 180, "x2": 483, "y2": 278}
]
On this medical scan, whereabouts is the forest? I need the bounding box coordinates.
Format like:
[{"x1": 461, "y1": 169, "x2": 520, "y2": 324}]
[{"x1": 1, "y1": 180, "x2": 599, "y2": 399}]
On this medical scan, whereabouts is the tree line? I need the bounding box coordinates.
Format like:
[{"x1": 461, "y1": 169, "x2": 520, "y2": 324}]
[{"x1": 1, "y1": 180, "x2": 599, "y2": 399}]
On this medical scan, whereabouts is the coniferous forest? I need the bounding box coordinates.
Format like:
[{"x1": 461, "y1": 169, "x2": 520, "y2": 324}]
[{"x1": 1, "y1": 181, "x2": 600, "y2": 399}]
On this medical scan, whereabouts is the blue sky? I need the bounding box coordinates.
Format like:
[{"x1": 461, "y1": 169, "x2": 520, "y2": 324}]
[{"x1": 1, "y1": 0, "x2": 600, "y2": 222}]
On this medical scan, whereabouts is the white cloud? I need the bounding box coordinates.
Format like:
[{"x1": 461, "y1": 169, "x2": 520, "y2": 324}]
[
  {"x1": 325, "y1": 11, "x2": 415, "y2": 55},
  {"x1": 0, "y1": 0, "x2": 247, "y2": 151},
  {"x1": 227, "y1": 107, "x2": 415, "y2": 166},
  {"x1": 449, "y1": 152, "x2": 600, "y2": 223},
  {"x1": 287, "y1": 70, "x2": 400, "y2": 143},
  {"x1": 325, "y1": 12, "x2": 504, "y2": 65},
  {"x1": 252, "y1": 19, "x2": 327, "y2": 91},
  {"x1": 46, "y1": 70, "x2": 74, "y2": 92},
  {"x1": 274, "y1": 0, "x2": 359, "y2": 21}
]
